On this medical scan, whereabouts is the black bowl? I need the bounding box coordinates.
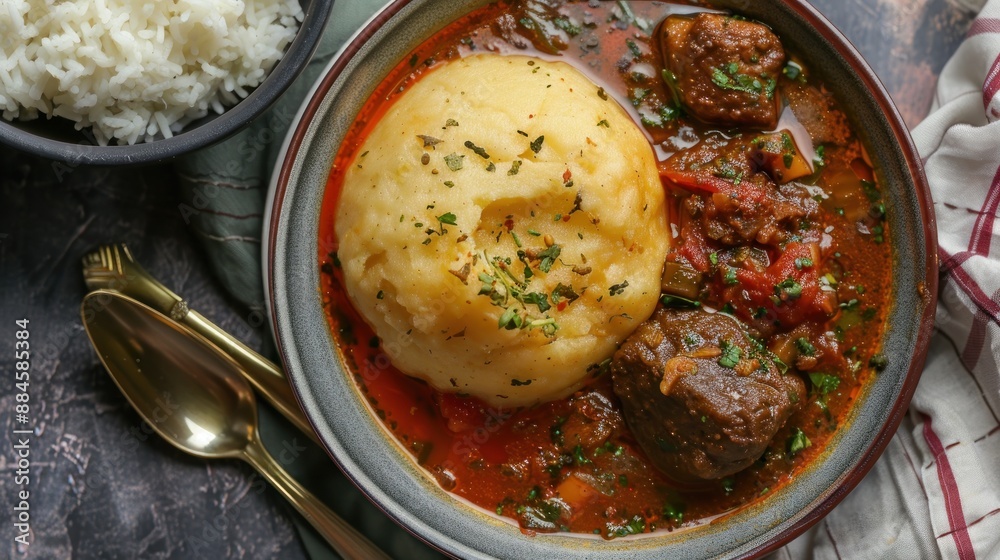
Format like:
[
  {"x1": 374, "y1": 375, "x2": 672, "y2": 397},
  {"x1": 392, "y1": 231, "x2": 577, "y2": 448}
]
[{"x1": 0, "y1": 0, "x2": 334, "y2": 166}]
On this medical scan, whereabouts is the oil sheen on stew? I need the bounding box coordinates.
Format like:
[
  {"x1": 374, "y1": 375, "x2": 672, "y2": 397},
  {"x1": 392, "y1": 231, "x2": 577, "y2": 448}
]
[{"x1": 319, "y1": 0, "x2": 892, "y2": 539}]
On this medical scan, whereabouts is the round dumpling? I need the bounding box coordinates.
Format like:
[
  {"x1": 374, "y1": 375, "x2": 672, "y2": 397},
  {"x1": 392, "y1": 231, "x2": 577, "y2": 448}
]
[{"x1": 335, "y1": 54, "x2": 669, "y2": 407}]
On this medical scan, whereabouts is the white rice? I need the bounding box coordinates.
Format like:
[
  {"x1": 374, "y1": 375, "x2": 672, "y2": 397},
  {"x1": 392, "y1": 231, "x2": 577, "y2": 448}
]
[{"x1": 0, "y1": 0, "x2": 303, "y2": 145}]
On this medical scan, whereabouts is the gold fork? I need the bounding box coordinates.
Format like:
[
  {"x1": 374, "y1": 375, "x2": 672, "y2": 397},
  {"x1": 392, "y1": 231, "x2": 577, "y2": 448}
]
[{"x1": 82, "y1": 243, "x2": 318, "y2": 444}]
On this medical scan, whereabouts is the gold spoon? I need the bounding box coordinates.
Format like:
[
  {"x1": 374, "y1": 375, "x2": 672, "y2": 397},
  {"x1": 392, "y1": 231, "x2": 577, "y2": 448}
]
[
  {"x1": 81, "y1": 290, "x2": 390, "y2": 560},
  {"x1": 81, "y1": 243, "x2": 318, "y2": 445}
]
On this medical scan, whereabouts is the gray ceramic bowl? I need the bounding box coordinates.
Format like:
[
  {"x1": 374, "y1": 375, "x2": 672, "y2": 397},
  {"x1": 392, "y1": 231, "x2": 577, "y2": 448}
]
[
  {"x1": 0, "y1": 0, "x2": 333, "y2": 166},
  {"x1": 266, "y1": 1, "x2": 938, "y2": 557}
]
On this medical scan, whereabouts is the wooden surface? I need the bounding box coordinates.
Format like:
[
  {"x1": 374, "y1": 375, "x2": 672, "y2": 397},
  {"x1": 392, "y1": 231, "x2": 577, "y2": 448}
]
[{"x1": 0, "y1": 2, "x2": 978, "y2": 559}]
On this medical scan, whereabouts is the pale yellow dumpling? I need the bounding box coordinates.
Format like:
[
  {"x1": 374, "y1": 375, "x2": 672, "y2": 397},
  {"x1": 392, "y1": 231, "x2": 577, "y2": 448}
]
[{"x1": 335, "y1": 54, "x2": 669, "y2": 407}]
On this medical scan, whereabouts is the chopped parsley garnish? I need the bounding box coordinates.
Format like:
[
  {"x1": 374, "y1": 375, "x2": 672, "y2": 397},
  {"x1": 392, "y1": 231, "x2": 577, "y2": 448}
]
[
  {"x1": 869, "y1": 353, "x2": 888, "y2": 372},
  {"x1": 530, "y1": 135, "x2": 545, "y2": 154},
  {"x1": 551, "y1": 283, "x2": 580, "y2": 305},
  {"x1": 662, "y1": 499, "x2": 685, "y2": 524},
  {"x1": 443, "y1": 180, "x2": 455, "y2": 188},
  {"x1": 609, "y1": 280, "x2": 629, "y2": 296},
  {"x1": 552, "y1": 16, "x2": 581, "y2": 36},
  {"x1": 814, "y1": 145, "x2": 827, "y2": 168},
  {"x1": 711, "y1": 62, "x2": 776, "y2": 99},
  {"x1": 498, "y1": 307, "x2": 522, "y2": 330},
  {"x1": 788, "y1": 428, "x2": 811, "y2": 456},
  {"x1": 808, "y1": 372, "x2": 840, "y2": 396},
  {"x1": 782, "y1": 61, "x2": 802, "y2": 81},
  {"x1": 523, "y1": 292, "x2": 551, "y2": 313},
  {"x1": 774, "y1": 278, "x2": 803, "y2": 301},
  {"x1": 464, "y1": 140, "x2": 490, "y2": 159},
  {"x1": 537, "y1": 244, "x2": 561, "y2": 272},
  {"x1": 718, "y1": 340, "x2": 742, "y2": 369},
  {"x1": 723, "y1": 266, "x2": 739, "y2": 286},
  {"x1": 795, "y1": 337, "x2": 816, "y2": 356},
  {"x1": 625, "y1": 38, "x2": 641, "y2": 58},
  {"x1": 437, "y1": 212, "x2": 457, "y2": 226},
  {"x1": 860, "y1": 179, "x2": 881, "y2": 202},
  {"x1": 444, "y1": 153, "x2": 464, "y2": 171},
  {"x1": 445, "y1": 118, "x2": 459, "y2": 127},
  {"x1": 508, "y1": 160, "x2": 522, "y2": 175},
  {"x1": 597, "y1": 119, "x2": 610, "y2": 128},
  {"x1": 660, "y1": 294, "x2": 701, "y2": 309}
]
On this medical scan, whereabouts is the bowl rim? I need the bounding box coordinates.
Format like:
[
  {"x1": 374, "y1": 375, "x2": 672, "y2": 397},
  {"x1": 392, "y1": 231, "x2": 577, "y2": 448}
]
[
  {"x1": 266, "y1": 0, "x2": 939, "y2": 557},
  {"x1": 0, "y1": 0, "x2": 335, "y2": 166}
]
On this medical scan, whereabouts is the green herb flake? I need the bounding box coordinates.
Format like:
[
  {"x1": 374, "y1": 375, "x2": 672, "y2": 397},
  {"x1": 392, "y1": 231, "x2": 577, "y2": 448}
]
[
  {"x1": 444, "y1": 153, "x2": 464, "y2": 171},
  {"x1": 625, "y1": 38, "x2": 641, "y2": 58},
  {"x1": 869, "y1": 353, "x2": 888, "y2": 372},
  {"x1": 538, "y1": 244, "x2": 561, "y2": 273},
  {"x1": 718, "y1": 340, "x2": 742, "y2": 369},
  {"x1": 553, "y1": 16, "x2": 581, "y2": 36},
  {"x1": 795, "y1": 337, "x2": 816, "y2": 357},
  {"x1": 775, "y1": 278, "x2": 803, "y2": 301},
  {"x1": 723, "y1": 266, "x2": 739, "y2": 286},
  {"x1": 527, "y1": 229, "x2": 541, "y2": 237},
  {"x1": 445, "y1": 118, "x2": 459, "y2": 127},
  {"x1": 808, "y1": 372, "x2": 840, "y2": 396},
  {"x1": 663, "y1": 500, "x2": 685, "y2": 524},
  {"x1": 783, "y1": 62, "x2": 802, "y2": 81},
  {"x1": 437, "y1": 212, "x2": 458, "y2": 226},
  {"x1": 522, "y1": 292, "x2": 551, "y2": 313},
  {"x1": 609, "y1": 280, "x2": 629, "y2": 296},
  {"x1": 486, "y1": 162, "x2": 496, "y2": 172},
  {"x1": 498, "y1": 307, "x2": 522, "y2": 330},
  {"x1": 508, "y1": 160, "x2": 522, "y2": 175},
  {"x1": 860, "y1": 179, "x2": 881, "y2": 202},
  {"x1": 794, "y1": 257, "x2": 814, "y2": 270},
  {"x1": 551, "y1": 283, "x2": 580, "y2": 305},
  {"x1": 597, "y1": 119, "x2": 610, "y2": 128},
  {"x1": 376, "y1": 290, "x2": 385, "y2": 300},
  {"x1": 464, "y1": 140, "x2": 490, "y2": 159},
  {"x1": 788, "y1": 428, "x2": 811, "y2": 456},
  {"x1": 443, "y1": 180, "x2": 455, "y2": 188},
  {"x1": 530, "y1": 135, "x2": 545, "y2": 154}
]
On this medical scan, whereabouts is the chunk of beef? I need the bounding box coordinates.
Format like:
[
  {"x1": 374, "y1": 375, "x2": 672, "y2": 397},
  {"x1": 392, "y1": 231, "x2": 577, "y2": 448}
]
[
  {"x1": 661, "y1": 13, "x2": 786, "y2": 129},
  {"x1": 611, "y1": 309, "x2": 805, "y2": 482},
  {"x1": 664, "y1": 133, "x2": 818, "y2": 246},
  {"x1": 785, "y1": 83, "x2": 851, "y2": 146}
]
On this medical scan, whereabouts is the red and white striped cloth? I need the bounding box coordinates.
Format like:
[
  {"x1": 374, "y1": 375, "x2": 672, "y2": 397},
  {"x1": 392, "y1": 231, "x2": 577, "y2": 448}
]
[{"x1": 775, "y1": 2, "x2": 1000, "y2": 558}]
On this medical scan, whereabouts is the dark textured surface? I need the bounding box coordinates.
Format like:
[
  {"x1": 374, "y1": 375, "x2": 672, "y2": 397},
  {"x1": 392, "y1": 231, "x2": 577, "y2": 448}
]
[{"x1": 0, "y1": 2, "x2": 974, "y2": 559}]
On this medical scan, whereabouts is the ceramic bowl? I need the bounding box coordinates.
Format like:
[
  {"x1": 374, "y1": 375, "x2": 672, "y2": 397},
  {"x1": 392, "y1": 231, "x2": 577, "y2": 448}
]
[
  {"x1": 0, "y1": 0, "x2": 333, "y2": 166},
  {"x1": 266, "y1": 1, "x2": 938, "y2": 557}
]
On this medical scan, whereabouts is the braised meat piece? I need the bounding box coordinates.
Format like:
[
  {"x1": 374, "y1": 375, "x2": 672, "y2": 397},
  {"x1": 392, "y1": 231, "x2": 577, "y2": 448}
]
[
  {"x1": 663, "y1": 133, "x2": 819, "y2": 247},
  {"x1": 611, "y1": 309, "x2": 805, "y2": 482},
  {"x1": 660, "y1": 13, "x2": 785, "y2": 129}
]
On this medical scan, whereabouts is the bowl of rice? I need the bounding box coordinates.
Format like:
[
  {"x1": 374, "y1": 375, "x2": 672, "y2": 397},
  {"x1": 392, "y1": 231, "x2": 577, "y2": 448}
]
[{"x1": 0, "y1": 0, "x2": 333, "y2": 165}]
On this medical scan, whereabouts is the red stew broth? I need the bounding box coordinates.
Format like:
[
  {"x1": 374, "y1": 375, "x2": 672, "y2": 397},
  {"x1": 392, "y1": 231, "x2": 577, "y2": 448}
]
[{"x1": 318, "y1": 0, "x2": 892, "y2": 538}]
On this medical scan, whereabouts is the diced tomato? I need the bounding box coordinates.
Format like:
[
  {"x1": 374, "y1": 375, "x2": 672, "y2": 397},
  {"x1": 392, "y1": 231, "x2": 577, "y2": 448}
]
[{"x1": 725, "y1": 242, "x2": 831, "y2": 328}]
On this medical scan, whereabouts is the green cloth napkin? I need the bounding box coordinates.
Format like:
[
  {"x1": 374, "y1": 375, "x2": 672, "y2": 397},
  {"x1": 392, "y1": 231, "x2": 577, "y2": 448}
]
[{"x1": 176, "y1": 2, "x2": 447, "y2": 558}]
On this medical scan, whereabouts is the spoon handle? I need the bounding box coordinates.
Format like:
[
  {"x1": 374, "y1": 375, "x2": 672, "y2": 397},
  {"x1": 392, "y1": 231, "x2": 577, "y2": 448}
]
[{"x1": 242, "y1": 436, "x2": 392, "y2": 560}]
